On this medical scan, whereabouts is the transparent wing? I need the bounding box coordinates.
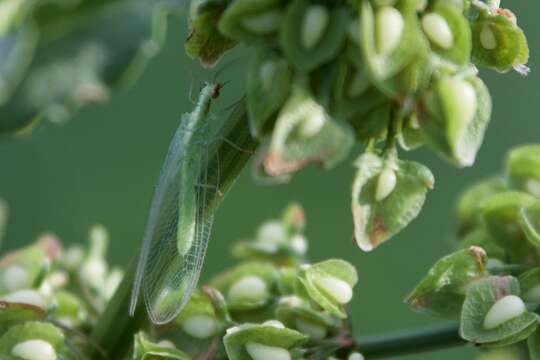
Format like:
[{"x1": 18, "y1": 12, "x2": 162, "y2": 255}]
[{"x1": 130, "y1": 118, "x2": 218, "y2": 324}]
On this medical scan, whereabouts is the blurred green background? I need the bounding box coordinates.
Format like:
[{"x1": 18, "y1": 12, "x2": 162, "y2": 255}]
[{"x1": 0, "y1": 3, "x2": 539, "y2": 359}]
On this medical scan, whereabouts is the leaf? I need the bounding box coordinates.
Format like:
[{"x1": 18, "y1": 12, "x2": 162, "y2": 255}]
[
  {"x1": 360, "y1": 0, "x2": 422, "y2": 81},
  {"x1": 218, "y1": 0, "x2": 285, "y2": 42},
  {"x1": 263, "y1": 85, "x2": 354, "y2": 178},
  {"x1": 0, "y1": 301, "x2": 46, "y2": 325},
  {"x1": 279, "y1": 0, "x2": 349, "y2": 72},
  {"x1": 185, "y1": 0, "x2": 236, "y2": 68},
  {"x1": 133, "y1": 332, "x2": 190, "y2": 360},
  {"x1": 471, "y1": 14, "x2": 529, "y2": 73},
  {"x1": 297, "y1": 259, "x2": 358, "y2": 319},
  {"x1": 421, "y1": 74, "x2": 492, "y2": 167},
  {"x1": 0, "y1": 321, "x2": 65, "y2": 359},
  {"x1": 456, "y1": 176, "x2": 506, "y2": 234},
  {"x1": 529, "y1": 327, "x2": 540, "y2": 360},
  {"x1": 223, "y1": 323, "x2": 307, "y2": 360},
  {"x1": 506, "y1": 144, "x2": 540, "y2": 197},
  {"x1": 407, "y1": 246, "x2": 487, "y2": 318},
  {"x1": 0, "y1": 0, "x2": 184, "y2": 134},
  {"x1": 519, "y1": 201, "x2": 540, "y2": 247},
  {"x1": 275, "y1": 296, "x2": 341, "y2": 336},
  {"x1": 352, "y1": 153, "x2": 434, "y2": 251},
  {"x1": 518, "y1": 268, "x2": 540, "y2": 304},
  {"x1": 246, "y1": 47, "x2": 292, "y2": 138},
  {"x1": 481, "y1": 191, "x2": 537, "y2": 263},
  {"x1": 460, "y1": 276, "x2": 538, "y2": 346}
]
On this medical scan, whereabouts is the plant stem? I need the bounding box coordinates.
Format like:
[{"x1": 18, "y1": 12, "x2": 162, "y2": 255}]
[
  {"x1": 356, "y1": 323, "x2": 466, "y2": 358},
  {"x1": 90, "y1": 100, "x2": 258, "y2": 359}
]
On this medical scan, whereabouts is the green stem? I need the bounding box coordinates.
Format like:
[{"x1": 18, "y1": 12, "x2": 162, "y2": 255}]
[
  {"x1": 356, "y1": 323, "x2": 465, "y2": 359},
  {"x1": 90, "y1": 100, "x2": 258, "y2": 359}
]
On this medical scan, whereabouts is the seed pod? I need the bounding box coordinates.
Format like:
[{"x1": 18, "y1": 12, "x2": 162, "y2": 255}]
[
  {"x1": 218, "y1": 0, "x2": 285, "y2": 42},
  {"x1": 181, "y1": 315, "x2": 218, "y2": 339},
  {"x1": 483, "y1": 295, "x2": 526, "y2": 329},
  {"x1": 360, "y1": 0, "x2": 420, "y2": 80},
  {"x1": 228, "y1": 275, "x2": 268, "y2": 303},
  {"x1": 313, "y1": 275, "x2": 353, "y2": 304},
  {"x1": 246, "y1": 342, "x2": 290, "y2": 360},
  {"x1": 280, "y1": 0, "x2": 348, "y2": 71},
  {"x1": 471, "y1": 14, "x2": 529, "y2": 73},
  {"x1": 375, "y1": 166, "x2": 397, "y2": 201},
  {"x1": 421, "y1": 74, "x2": 491, "y2": 167},
  {"x1": 420, "y1": 2, "x2": 471, "y2": 65},
  {"x1": 247, "y1": 48, "x2": 291, "y2": 138},
  {"x1": 11, "y1": 339, "x2": 57, "y2": 360}
]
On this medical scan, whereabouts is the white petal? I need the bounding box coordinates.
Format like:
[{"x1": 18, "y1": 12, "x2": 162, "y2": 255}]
[
  {"x1": 228, "y1": 276, "x2": 268, "y2": 302},
  {"x1": 245, "y1": 342, "x2": 291, "y2": 360},
  {"x1": 422, "y1": 13, "x2": 454, "y2": 49},
  {"x1": 181, "y1": 315, "x2": 217, "y2": 339},
  {"x1": 1, "y1": 289, "x2": 46, "y2": 309},
  {"x1": 376, "y1": 7, "x2": 404, "y2": 55},
  {"x1": 12, "y1": 340, "x2": 56, "y2": 360},
  {"x1": 314, "y1": 276, "x2": 353, "y2": 304}
]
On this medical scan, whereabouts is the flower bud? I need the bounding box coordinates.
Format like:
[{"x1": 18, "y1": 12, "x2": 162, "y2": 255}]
[
  {"x1": 301, "y1": 5, "x2": 329, "y2": 50},
  {"x1": 313, "y1": 275, "x2": 353, "y2": 304},
  {"x1": 375, "y1": 7, "x2": 404, "y2": 55},
  {"x1": 290, "y1": 234, "x2": 308, "y2": 255},
  {"x1": 295, "y1": 319, "x2": 327, "y2": 340},
  {"x1": 375, "y1": 167, "x2": 397, "y2": 201},
  {"x1": 348, "y1": 352, "x2": 365, "y2": 360},
  {"x1": 447, "y1": 78, "x2": 477, "y2": 128},
  {"x1": 483, "y1": 295, "x2": 526, "y2": 329},
  {"x1": 228, "y1": 276, "x2": 268, "y2": 303},
  {"x1": 422, "y1": 13, "x2": 454, "y2": 49},
  {"x1": 3, "y1": 265, "x2": 30, "y2": 291},
  {"x1": 257, "y1": 222, "x2": 287, "y2": 244},
  {"x1": 241, "y1": 10, "x2": 282, "y2": 34},
  {"x1": 1, "y1": 289, "x2": 46, "y2": 309},
  {"x1": 11, "y1": 340, "x2": 56, "y2": 360},
  {"x1": 181, "y1": 315, "x2": 218, "y2": 339},
  {"x1": 480, "y1": 25, "x2": 497, "y2": 50},
  {"x1": 245, "y1": 342, "x2": 291, "y2": 360}
]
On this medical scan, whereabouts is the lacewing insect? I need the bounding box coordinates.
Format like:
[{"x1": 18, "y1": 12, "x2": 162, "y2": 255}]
[{"x1": 129, "y1": 82, "x2": 226, "y2": 324}]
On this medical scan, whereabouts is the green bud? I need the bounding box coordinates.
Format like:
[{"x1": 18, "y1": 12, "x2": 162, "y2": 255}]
[
  {"x1": 422, "y1": 13, "x2": 453, "y2": 49},
  {"x1": 375, "y1": 7, "x2": 403, "y2": 55},
  {"x1": 301, "y1": 6, "x2": 329, "y2": 50},
  {"x1": 241, "y1": 10, "x2": 282, "y2": 34}
]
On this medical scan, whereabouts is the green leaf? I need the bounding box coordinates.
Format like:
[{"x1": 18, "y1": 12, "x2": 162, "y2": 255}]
[
  {"x1": 133, "y1": 332, "x2": 190, "y2": 360},
  {"x1": 471, "y1": 14, "x2": 529, "y2": 73},
  {"x1": 506, "y1": 144, "x2": 540, "y2": 197},
  {"x1": 420, "y1": 2, "x2": 471, "y2": 65},
  {"x1": 529, "y1": 327, "x2": 540, "y2": 360},
  {"x1": 0, "y1": 321, "x2": 65, "y2": 359},
  {"x1": 263, "y1": 85, "x2": 354, "y2": 178},
  {"x1": 275, "y1": 296, "x2": 341, "y2": 340},
  {"x1": 481, "y1": 191, "x2": 537, "y2": 263},
  {"x1": 518, "y1": 268, "x2": 540, "y2": 304},
  {"x1": 460, "y1": 276, "x2": 538, "y2": 346},
  {"x1": 218, "y1": 0, "x2": 285, "y2": 42},
  {"x1": 51, "y1": 290, "x2": 86, "y2": 327},
  {"x1": 456, "y1": 176, "x2": 506, "y2": 234},
  {"x1": 352, "y1": 153, "x2": 434, "y2": 251},
  {"x1": 421, "y1": 74, "x2": 492, "y2": 167},
  {"x1": 360, "y1": 0, "x2": 422, "y2": 81},
  {"x1": 223, "y1": 323, "x2": 307, "y2": 360},
  {"x1": 246, "y1": 47, "x2": 291, "y2": 138},
  {"x1": 348, "y1": 101, "x2": 391, "y2": 144},
  {"x1": 519, "y1": 201, "x2": 540, "y2": 247},
  {"x1": 0, "y1": 0, "x2": 183, "y2": 134},
  {"x1": 407, "y1": 246, "x2": 487, "y2": 318},
  {"x1": 185, "y1": 0, "x2": 236, "y2": 68},
  {"x1": 279, "y1": 0, "x2": 349, "y2": 72},
  {"x1": 398, "y1": 111, "x2": 425, "y2": 151},
  {"x1": 0, "y1": 302, "x2": 45, "y2": 326},
  {"x1": 298, "y1": 259, "x2": 358, "y2": 319}
]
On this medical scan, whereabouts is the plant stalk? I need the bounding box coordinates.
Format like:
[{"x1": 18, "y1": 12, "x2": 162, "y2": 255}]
[
  {"x1": 90, "y1": 100, "x2": 259, "y2": 359},
  {"x1": 356, "y1": 323, "x2": 465, "y2": 358}
]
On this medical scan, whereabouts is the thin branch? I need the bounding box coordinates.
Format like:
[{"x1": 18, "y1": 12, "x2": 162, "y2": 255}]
[{"x1": 356, "y1": 323, "x2": 466, "y2": 359}]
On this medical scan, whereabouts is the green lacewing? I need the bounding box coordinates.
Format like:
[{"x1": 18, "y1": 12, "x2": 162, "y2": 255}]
[{"x1": 130, "y1": 82, "x2": 224, "y2": 324}]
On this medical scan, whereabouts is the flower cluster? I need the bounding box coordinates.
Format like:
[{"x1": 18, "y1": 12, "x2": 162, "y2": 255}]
[
  {"x1": 187, "y1": 0, "x2": 529, "y2": 251},
  {"x1": 0, "y1": 203, "x2": 364, "y2": 359},
  {"x1": 408, "y1": 144, "x2": 540, "y2": 357}
]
